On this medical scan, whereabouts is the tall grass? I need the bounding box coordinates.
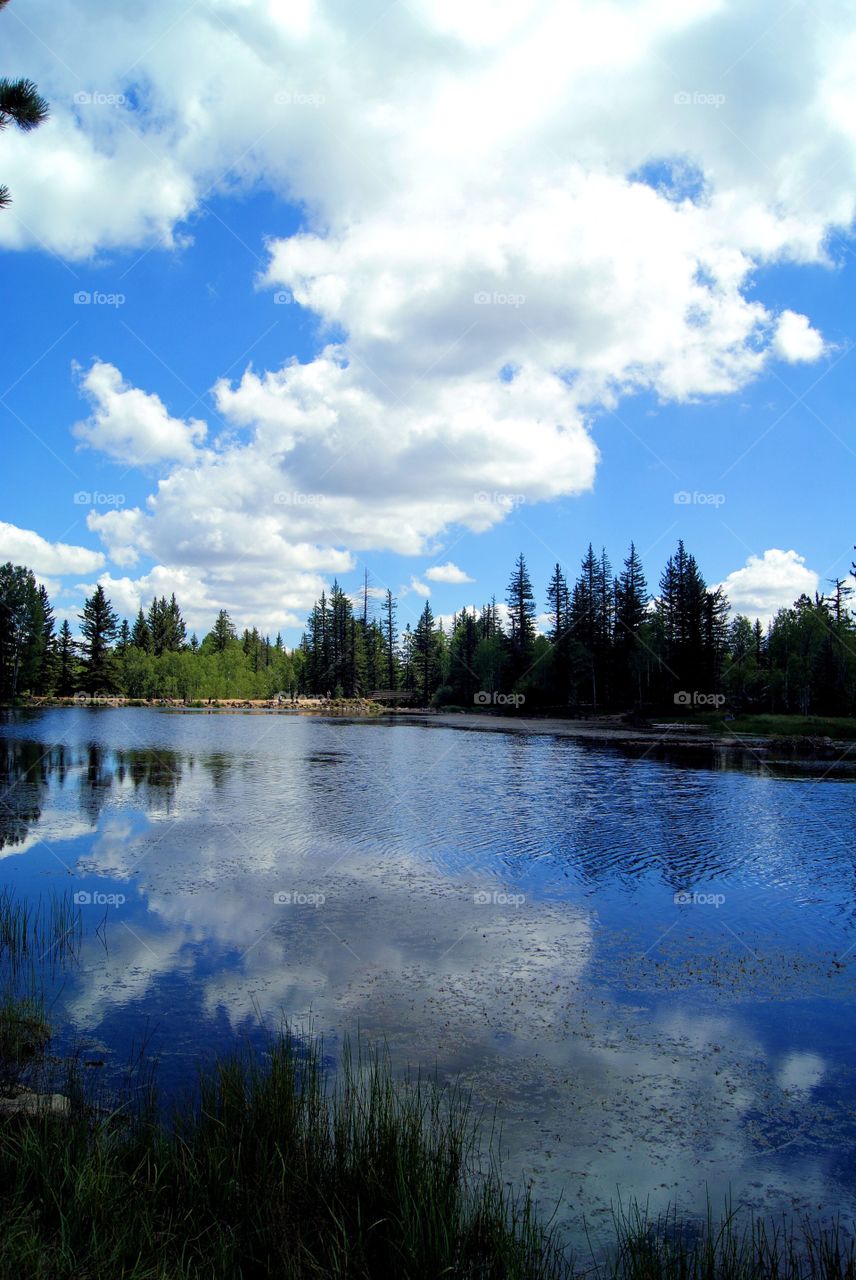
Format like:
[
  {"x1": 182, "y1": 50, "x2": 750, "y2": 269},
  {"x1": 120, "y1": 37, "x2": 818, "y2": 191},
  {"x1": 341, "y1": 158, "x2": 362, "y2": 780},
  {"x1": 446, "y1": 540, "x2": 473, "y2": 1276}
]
[
  {"x1": 1, "y1": 1023, "x2": 855, "y2": 1279},
  {"x1": 589, "y1": 1200, "x2": 856, "y2": 1280},
  {"x1": 0, "y1": 1029, "x2": 568, "y2": 1279},
  {"x1": 0, "y1": 889, "x2": 81, "y2": 1095},
  {"x1": 0, "y1": 888, "x2": 81, "y2": 972}
]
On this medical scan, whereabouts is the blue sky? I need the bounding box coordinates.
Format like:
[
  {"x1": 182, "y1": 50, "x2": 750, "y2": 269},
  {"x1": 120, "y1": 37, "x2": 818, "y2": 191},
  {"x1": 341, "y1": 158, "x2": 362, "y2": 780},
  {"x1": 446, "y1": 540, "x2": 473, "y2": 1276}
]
[{"x1": 1, "y1": 0, "x2": 854, "y2": 642}]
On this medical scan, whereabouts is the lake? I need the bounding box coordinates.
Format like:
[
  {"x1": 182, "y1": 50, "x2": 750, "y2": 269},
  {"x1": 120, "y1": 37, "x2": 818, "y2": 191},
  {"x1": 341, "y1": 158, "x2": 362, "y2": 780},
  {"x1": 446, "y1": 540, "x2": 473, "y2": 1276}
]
[{"x1": 2, "y1": 706, "x2": 856, "y2": 1248}]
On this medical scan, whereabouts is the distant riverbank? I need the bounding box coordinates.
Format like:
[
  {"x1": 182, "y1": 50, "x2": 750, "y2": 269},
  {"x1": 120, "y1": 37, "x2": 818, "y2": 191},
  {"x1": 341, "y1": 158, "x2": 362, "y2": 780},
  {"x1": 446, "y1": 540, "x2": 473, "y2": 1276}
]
[
  {"x1": 395, "y1": 711, "x2": 856, "y2": 765},
  {"x1": 8, "y1": 699, "x2": 856, "y2": 762}
]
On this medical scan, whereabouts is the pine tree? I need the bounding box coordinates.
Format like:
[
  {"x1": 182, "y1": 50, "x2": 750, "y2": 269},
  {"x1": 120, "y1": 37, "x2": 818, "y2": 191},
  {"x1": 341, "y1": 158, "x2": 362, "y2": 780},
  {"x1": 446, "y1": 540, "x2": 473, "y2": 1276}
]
[
  {"x1": 242, "y1": 626, "x2": 262, "y2": 673},
  {"x1": 56, "y1": 619, "x2": 78, "y2": 696},
  {"x1": 211, "y1": 609, "x2": 236, "y2": 653},
  {"x1": 131, "y1": 608, "x2": 151, "y2": 652},
  {"x1": 829, "y1": 577, "x2": 854, "y2": 626},
  {"x1": 79, "y1": 585, "x2": 119, "y2": 693},
  {"x1": 546, "y1": 562, "x2": 571, "y2": 703},
  {"x1": 413, "y1": 601, "x2": 440, "y2": 704},
  {"x1": 165, "y1": 593, "x2": 186, "y2": 651},
  {"x1": 449, "y1": 608, "x2": 480, "y2": 705},
  {"x1": 383, "y1": 589, "x2": 398, "y2": 689},
  {"x1": 614, "y1": 543, "x2": 649, "y2": 706},
  {"x1": 0, "y1": 562, "x2": 42, "y2": 697},
  {"x1": 400, "y1": 623, "x2": 415, "y2": 693},
  {"x1": 364, "y1": 619, "x2": 386, "y2": 694},
  {"x1": 703, "y1": 586, "x2": 730, "y2": 690},
  {"x1": 116, "y1": 618, "x2": 131, "y2": 656},
  {"x1": 569, "y1": 544, "x2": 605, "y2": 706},
  {"x1": 147, "y1": 597, "x2": 167, "y2": 656},
  {"x1": 505, "y1": 553, "x2": 536, "y2": 683},
  {"x1": 655, "y1": 540, "x2": 725, "y2": 703},
  {"x1": 34, "y1": 583, "x2": 57, "y2": 695}
]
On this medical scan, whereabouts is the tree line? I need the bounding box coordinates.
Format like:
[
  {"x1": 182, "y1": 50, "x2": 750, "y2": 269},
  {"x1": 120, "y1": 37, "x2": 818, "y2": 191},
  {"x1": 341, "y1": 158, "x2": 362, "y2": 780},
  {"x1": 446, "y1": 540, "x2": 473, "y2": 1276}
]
[
  {"x1": 0, "y1": 570, "x2": 299, "y2": 703},
  {"x1": 1, "y1": 539, "x2": 855, "y2": 714}
]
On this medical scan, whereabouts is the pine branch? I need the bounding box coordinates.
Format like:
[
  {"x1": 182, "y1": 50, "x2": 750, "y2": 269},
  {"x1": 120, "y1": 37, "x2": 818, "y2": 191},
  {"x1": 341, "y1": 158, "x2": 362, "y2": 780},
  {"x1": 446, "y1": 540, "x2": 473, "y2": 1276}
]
[{"x1": 0, "y1": 77, "x2": 50, "y2": 130}]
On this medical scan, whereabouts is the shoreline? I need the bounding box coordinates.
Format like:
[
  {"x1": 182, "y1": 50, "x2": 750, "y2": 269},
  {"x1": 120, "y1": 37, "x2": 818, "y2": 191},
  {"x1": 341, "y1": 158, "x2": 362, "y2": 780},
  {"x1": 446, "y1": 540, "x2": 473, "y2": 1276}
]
[
  {"x1": 370, "y1": 711, "x2": 856, "y2": 760},
  {"x1": 8, "y1": 699, "x2": 856, "y2": 761}
]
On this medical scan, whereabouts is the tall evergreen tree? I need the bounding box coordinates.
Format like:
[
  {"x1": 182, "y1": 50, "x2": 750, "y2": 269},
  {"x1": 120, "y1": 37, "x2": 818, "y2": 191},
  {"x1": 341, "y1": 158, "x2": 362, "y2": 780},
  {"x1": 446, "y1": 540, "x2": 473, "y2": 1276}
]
[
  {"x1": 448, "y1": 608, "x2": 481, "y2": 705},
  {"x1": 505, "y1": 553, "x2": 536, "y2": 683},
  {"x1": 546, "y1": 562, "x2": 571, "y2": 703},
  {"x1": 147, "y1": 597, "x2": 167, "y2": 656},
  {"x1": 400, "y1": 623, "x2": 415, "y2": 693},
  {"x1": 79, "y1": 585, "x2": 119, "y2": 693},
  {"x1": 569, "y1": 544, "x2": 607, "y2": 706},
  {"x1": 116, "y1": 618, "x2": 131, "y2": 657},
  {"x1": 413, "y1": 601, "x2": 440, "y2": 705},
  {"x1": 383, "y1": 590, "x2": 398, "y2": 689},
  {"x1": 56, "y1": 619, "x2": 78, "y2": 696},
  {"x1": 0, "y1": 562, "x2": 43, "y2": 697},
  {"x1": 829, "y1": 577, "x2": 854, "y2": 626},
  {"x1": 34, "y1": 583, "x2": 57, "y2": 695},
  {"x1": 614, "y1": 542, "x2": 649, "y2": 706},
  {"x1": 211, "y1": 609, "x2": 237, "y2": 653},
  {"x1": 131, "y1": 607, "x2": 151, "y2": 652},
  {"x1": 165, "y1": 593, "x2": 187, "y2": 651}
]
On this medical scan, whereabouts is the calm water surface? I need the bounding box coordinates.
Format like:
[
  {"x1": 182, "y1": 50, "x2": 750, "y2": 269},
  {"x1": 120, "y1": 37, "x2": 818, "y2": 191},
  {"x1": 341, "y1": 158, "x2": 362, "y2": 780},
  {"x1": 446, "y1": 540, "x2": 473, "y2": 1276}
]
[{"x1": 2, "y1": 707, "x2": 856, "y2": 1245}]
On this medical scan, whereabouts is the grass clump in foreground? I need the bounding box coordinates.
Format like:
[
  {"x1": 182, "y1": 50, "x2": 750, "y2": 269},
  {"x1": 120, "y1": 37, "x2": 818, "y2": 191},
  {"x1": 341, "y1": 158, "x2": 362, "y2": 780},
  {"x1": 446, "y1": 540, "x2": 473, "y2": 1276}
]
[
  {"x1": 0, "y1": 1029, "x2": 855, "y2": 1279},
  {"x1": 598, "y1": 1201, "x2": 856, "y2": 1280},
  {"x1": 0, "y1": 1031, "x2": 567, "y2": 1279}
]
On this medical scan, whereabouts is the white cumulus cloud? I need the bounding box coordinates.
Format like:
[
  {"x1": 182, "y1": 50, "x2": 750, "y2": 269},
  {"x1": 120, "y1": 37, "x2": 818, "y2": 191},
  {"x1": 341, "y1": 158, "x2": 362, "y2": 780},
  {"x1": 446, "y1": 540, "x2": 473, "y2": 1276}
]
[
  {"x1": 425, "y1": 562, "x2": 475, "y2": 584},
  {"x1": 773, "y1": 311, "x2": 826, "y2": 363},
  {"x1": 73, "y1": 361, "x2": 207, "y2": 467},
  {"x1": 0, "y1": 521, "x2": 105, "y2": 576},
  {"x1": 2, "y1": 0, "x2": 852, "y2": 626},
  {"x1": 719, "y1": 549, "x2": 820, "y2": 625}
]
